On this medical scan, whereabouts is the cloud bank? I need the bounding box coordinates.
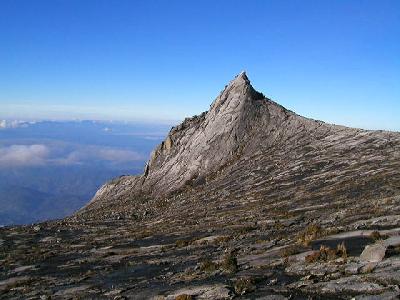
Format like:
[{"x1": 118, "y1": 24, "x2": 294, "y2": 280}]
[
  {"x1": 0, "y1": 144, "x2": 49, "y2": 166},
  {"x1": 0, "y1": 120, "x2": 34, "y2": 129},
  {"x1": 0, "y1": 144, "x2": 144, "y2": 168},
  {"x1": 60, "y1": 146, "x2": 144, "y2": 165}
]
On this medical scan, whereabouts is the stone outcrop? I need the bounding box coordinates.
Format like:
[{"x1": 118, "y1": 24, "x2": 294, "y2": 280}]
[
  {"x1": 360, "y1": 244, "x2": 387, "y2": 263},
  {"x1": 81, "y1": 71, "x2": 400, "y2": 222},
  {"x1": 87, "y1": 71, "x2": 274, "y2": 204}
]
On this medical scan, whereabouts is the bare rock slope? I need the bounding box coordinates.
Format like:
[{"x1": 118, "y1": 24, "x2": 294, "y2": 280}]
[
  {"x1": 81, "y1": 71, "x2": 400, "y2": 221},
  {"x1": 1, "y1": 72, "x2": 400, "y2": 299}
]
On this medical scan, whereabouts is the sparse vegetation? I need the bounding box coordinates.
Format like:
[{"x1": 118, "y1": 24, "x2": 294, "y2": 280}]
[
  {"x1": 236, "y1": 225, "x2": 257, "y2": 235},
  {"x1": 233, "y1": 277, "x2": 255, "y2": 295},
  {"x1": 297, "y1": 224, "x2": 324, "y2": 246},
  {"x1": 175, "y1": 239, "x2": 191, "y2": 248},
  {"x1": 214, "y1": 235, "x2": 231, "y2": 244},
  {"x1": 337, "y1": 242, "x2": 347, "y2": 258},
  {"x1": 199, "y1": 259, "x2": 218, "y2": 273},
  {"x1": 370, "y1": 231, "x2": 388, "y2": 241},
  {"x1": 221, "y1": 251, "x2": 238, "y2": 274},
  {"x1": 198, "y1": 251, "x2": 238, "y2": 274},
  {"x1": 175, "y1": 294, "x2": 193, "y2": 300},
  {"x1": 305, "y1": 242, "x2": 347, "y2": 263},
  {"x1": 280, "y1": 245, "x2": 301, "y2": 258}
]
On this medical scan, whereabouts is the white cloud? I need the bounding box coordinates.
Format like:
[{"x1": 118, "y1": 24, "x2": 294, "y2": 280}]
[
  {"x1": 0, "y1": 120, "x2": 33, "y2": 129},
  {"x1": 0, "y1": 143, "x2": 144, "y2": 168},
  {"x1": 0, "y1": 144, "x2": 50, "y2": 166},
  {"x1": 96, "y1": 148, "x2": 143, "y2": 162},
  {"x1": 56, "y1": 146, "x2": 144, "y2": 165}
]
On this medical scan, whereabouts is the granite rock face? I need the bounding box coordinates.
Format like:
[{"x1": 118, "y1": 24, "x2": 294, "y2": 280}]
[
  {"x1": 86, "y1": 72, "x2": 272, "y2": 204},
  {"x1": 81, "y1": 71, "x2": 400, "y2": 221},
  {"x1": 143, "y1": 72, "x2": 268, "y2": 195},
  {"x1": 2, "y1": 72, "x2": 400, "y2": 299}
]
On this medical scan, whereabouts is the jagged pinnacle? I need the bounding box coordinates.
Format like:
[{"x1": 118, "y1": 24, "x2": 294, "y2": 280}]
[
  {"x1": 209, "y1": 71, "x2": 256, "y2": 114},
  {"x1": 237, "y1": 70, "x2": 249, "y2": 80},
  {"x1": 229, "y1": 70, "x2": 250, "y2": 87}
]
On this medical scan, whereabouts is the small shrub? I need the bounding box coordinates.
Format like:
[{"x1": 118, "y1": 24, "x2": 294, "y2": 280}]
[
  {"x1": 215, "y1": 236, "x2": 231, "y2": 244},
  {"x1": 318, "y1": 245, "x2": 339, "y2": 261},
  {"x1": 305, "y1": 251, "x2": 321, "y2": 263},
  {"x1": 305, "y1": 243, "x2": 348, "y2": 263},
  {"x1": 199, "y1": 259, "x2": 218, "y2": 273},
  {"x1": 237, "y1": 226, "x2": 257, "y2": 235},
  {"x1": 274, "y1": 221, "x2": 285, "y2": 230},
  {"x1": 155, "y1": 198, "x2": 169, "y2": 208},
  {"x1": 221, "y1": 251, "x2": 238, "y2": 274},
  {"x1": 324, "y1": 227, "x2": 340, "y2": 236},
  {"x1": 175, "y1": 239, "x2": 190, "y2": 248},
  {"x1": 297, "y1": 224, "x2": 323, "y2": 246},
  {"x1": 280, "y1": 245, "x2": 301, "y2": 258},
  {"x1": 370, "y1": 231, "x2": 388, "y2": 241},
  {"x1": 336, "y1": 242, "x2": 347, "y2": 259},
  {"x1": 175, "y1": 295, "x2": 193, "y2": 300},
  {"x1": 233, "y1": 278, "x2": 255, "y2": 295},
  {"x1": 255, "y1": 239, "x2": 267, "y2": 244}
]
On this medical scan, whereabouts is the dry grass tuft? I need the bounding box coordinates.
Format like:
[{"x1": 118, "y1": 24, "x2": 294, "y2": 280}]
[
  {"x1": 305, "y1": 242, "x2": 347, "y2": 263},
  {"x1": 233, "y1": 277, "x2": 255, "y2": 295},
  {"x1": 370, "y1": 231, "x2": 388, "y2": 241},
  {"x1": 175, "y1": 295, "x2": 193, "y2": 300},
  {"x1": 280, "y1": 245, "x2": 301, "y2": 258},
  {"x1": 221, "y1": 251, "x2": 238, "y2": 274},
  {"x1": 297, "y1": 224, "x2": 323, "y2": 246},
  {"x1": 175, "y1": 239, "x2": 192, "y2": 248},
  {"x1": 199, "y1": 259, "x2": 218, "y2": 273}
]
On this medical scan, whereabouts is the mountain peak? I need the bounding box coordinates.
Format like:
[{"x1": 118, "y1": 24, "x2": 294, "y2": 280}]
[
  {"x1": 227, "y1": 70, "x2": 251, "y2": 90},
  {"x1": 232, "y1": 70, "x2": 249, "y2": 84},
  {"x1": 82, "y1": 72, "x2": 400, "y2": 240},
  {"x1": 88, "y1": 72, "x2": 301, "y2": 199},
  {"x1": 86, "y1": 72, "x2": 279, "y2": 199},
  {"x1": 209, "y1": 71, "x2": 259, "y2": 115},
  {"x1": 116, "y1": 72, "x2": 278, "y2": 196}
]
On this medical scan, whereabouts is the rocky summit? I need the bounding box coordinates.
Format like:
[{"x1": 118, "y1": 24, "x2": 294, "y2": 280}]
[{"x1": 1, "y1": 73, "x2": 400, "y2": 299}]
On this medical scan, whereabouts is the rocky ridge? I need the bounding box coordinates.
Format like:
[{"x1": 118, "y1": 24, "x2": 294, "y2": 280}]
[{"x1": 1, "y1": 72, "x2": 400, "y2": 299}]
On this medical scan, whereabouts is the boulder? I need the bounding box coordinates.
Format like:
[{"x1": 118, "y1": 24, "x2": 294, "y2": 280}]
[{"x1": 360, "y1": 244, "x2": 386, "y2": 263}]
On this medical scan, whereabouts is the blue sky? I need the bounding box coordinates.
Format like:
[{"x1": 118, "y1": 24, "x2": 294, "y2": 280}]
[{"x1": 0, "y1": 0, "x2": 399, "y2": 130}]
